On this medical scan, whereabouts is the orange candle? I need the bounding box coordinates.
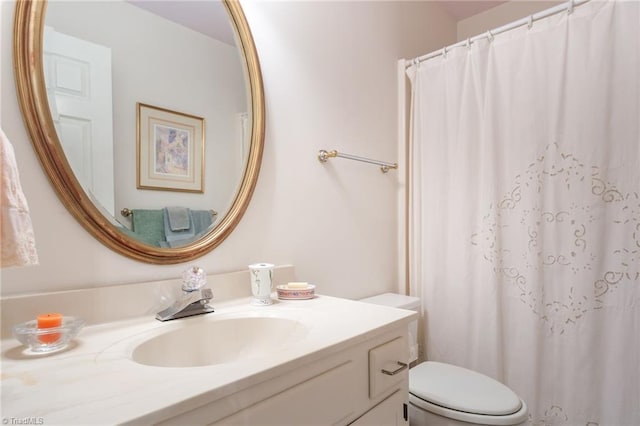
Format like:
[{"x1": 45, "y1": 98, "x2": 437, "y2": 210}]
[{"x1": 37, "y1": 313, "x2": 62, "y2": 344}]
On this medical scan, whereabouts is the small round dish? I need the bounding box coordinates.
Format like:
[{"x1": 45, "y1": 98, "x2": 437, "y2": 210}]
[
  {"x1": 276, "y1": 284, "x2": 316, "y2": 300},
  {"x1": 12, "y1": 316, "x2": 85, "y2": 354}
]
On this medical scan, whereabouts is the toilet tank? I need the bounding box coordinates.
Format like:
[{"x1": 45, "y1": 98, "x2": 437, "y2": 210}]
[{"x1": 359, "y1": 293, "x2": 420, "y2": 363}]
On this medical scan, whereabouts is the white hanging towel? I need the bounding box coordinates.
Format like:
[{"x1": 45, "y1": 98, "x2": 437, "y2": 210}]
[{"x1": 1, "y1": 128, "x2": 39, "y2": 267}]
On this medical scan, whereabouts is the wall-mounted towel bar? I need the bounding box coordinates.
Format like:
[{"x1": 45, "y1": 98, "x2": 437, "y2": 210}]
[
  {"x1": 120, "y1": 208, "x2": 218, "y2": 218},
  {"x1": 317, "y1": 149, "x2": 398, "y2": 173}
]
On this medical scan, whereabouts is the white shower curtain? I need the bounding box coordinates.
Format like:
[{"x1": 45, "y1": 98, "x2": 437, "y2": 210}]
[{"x1": 407, "y1": 1, "x2": 639, "y2": 424}]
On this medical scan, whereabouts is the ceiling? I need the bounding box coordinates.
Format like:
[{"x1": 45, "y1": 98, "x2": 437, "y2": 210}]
[
  {"x1": 127, "y1": 1, "x2": 508, "y2": 46},
  {"x1": 437, "y1": 1, "x2": 508, "y2": 21},
  {"x1": 127, "y1": 0, "x2": 235, "y2": 45}
]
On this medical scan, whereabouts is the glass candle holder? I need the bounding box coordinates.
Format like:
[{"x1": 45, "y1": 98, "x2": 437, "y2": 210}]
[{"x1": 13, "y1": 317, "x2": 85, "y2": 353}]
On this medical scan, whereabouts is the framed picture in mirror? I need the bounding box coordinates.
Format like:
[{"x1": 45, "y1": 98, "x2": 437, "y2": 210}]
[{"x1": 137, "y1": 103, "x2": 205, "y2": 193}]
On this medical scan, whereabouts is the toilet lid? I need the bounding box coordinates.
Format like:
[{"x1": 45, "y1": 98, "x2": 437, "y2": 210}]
[{"x1": 410, "y1": 362, "x2": 522, "y2": 416}]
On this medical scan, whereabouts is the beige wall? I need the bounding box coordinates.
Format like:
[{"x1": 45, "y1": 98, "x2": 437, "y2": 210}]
[
  {"x1": 457, "y1": 1, "x2": 562, "y2": 41},
  {"x1": 0, "y1": 1, "x2": 455, "y2": 298}
]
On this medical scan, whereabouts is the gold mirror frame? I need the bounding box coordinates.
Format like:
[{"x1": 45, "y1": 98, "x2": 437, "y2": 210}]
[{"x1": 13, "y1": 0, "x2": 265, "y2": 264}]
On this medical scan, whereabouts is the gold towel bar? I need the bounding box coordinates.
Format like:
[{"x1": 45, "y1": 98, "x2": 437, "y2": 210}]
[
  {"x1": 318, "y1": 149, "x2": 398, "y2": 173},
  {"x1": 120, "y1": 208, "x2": 218, "y2": 218}
]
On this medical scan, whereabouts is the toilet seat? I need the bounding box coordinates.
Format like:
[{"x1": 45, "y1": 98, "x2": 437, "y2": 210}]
[{"x1": 409, "y1": 362, "x2": 528, "y2": 425}]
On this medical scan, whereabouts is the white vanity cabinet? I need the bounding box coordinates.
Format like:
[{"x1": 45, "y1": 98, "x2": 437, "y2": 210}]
[
  {"x1": 157, "y1": 328, "x2": 410, "y2": 426},
  {"x1": 2, "y1": 292, "x2": 415, "y2": 425},
  {"x1": 351, "y1": 389, "x2": 408, "y2": 425}
]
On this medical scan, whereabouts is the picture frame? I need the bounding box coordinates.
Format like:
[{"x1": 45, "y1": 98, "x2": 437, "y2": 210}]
[{"x1": 137, "y1": 103, "x2": 205, "y2": 193}]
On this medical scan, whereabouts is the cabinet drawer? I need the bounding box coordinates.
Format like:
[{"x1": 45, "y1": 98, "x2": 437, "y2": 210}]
[{"x1": 368, "y1": 336, "x2": 408, "y2": 399}]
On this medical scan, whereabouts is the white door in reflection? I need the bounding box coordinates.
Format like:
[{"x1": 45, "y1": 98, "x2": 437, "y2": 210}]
[{"x1": 43, "y1": 26, "x2": 115, "y2": 216}]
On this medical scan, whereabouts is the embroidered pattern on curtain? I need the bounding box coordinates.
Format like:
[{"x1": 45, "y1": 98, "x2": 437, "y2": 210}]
[
  {"x1": 471, "y1": 142, "x2": 639, "y2": 335},
  {"x1": 407, "y1": 1, "x2": 639, "y2": 424}
]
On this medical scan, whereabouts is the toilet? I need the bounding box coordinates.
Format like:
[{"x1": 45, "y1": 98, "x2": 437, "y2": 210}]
[{"x1": 360, "y1": 293, "x2": 528, "y2": 426}]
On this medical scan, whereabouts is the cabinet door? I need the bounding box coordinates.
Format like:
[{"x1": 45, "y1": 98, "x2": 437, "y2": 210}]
[
  {"x1": 215, "y1": 361, "x2": 355, "y2": 425},
  {"x1": 349, "y1": 389, "x2": 408, "y2": 426}
]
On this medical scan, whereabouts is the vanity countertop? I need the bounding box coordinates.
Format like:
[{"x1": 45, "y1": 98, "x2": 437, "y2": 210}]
[{"x1": 1, "y1": 295, "x2": 415, "y2": 425}]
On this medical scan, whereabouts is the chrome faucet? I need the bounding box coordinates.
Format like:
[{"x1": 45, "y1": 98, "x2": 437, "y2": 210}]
[{"x1": 156, "y1": 267, "x2": 214, "y2": 321}]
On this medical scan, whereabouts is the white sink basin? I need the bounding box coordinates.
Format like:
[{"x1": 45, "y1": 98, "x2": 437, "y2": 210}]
[{"x1": 131, "y1": 316, "x2": 309, "y2": 368}]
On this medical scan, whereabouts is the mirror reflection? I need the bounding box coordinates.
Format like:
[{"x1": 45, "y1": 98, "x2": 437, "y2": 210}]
[{"x1": 43, "y1": 0, "x2": 251, "y2": 248}]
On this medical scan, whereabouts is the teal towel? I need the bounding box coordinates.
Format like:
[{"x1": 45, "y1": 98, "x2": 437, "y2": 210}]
[
  {"x1": 125, "y1": 208, "x2": 215, "y2": 248},
  {"x1": 131, "y1": 209, "x2": 165, "y2": 246},
  {"x1": 192, "y1": 210, "x2": 214, "y2": 235},
  {"x1": 161, "y1": 210, "x2": 215, "y2": 248},
  {"x1": 163, "y1": 208, "x2": 195, "y2": 244},
  {"x1": 166, "y1": 206, "x2": 190, "y2": 231}
]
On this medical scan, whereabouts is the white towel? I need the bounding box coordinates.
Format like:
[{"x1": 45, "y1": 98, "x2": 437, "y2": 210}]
[{"x1": 1, "y1": 128, "x2": 39, "y2": 268}]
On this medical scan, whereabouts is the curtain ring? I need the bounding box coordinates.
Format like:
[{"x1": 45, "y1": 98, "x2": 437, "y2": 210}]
[
  {"x1": 466, "y1": 38, "x2": 471, "y2": 49},
  {"x1": 527, "y1": 15, "x2": 533, "y2": 29},
  {"x1": 487, "y1": 30, "x2": 494, "y2": 42},
  {"x1": 568, "y1": 0, "x2": 574, "y2": 14},
  {"x1": 442, "y1": 46, "x2": 448, "y2": 58}
]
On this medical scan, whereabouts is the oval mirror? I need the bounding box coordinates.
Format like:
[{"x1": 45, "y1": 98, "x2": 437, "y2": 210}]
[{"x1": 14, "y1": 0, "x2": 264, "y2": 264}]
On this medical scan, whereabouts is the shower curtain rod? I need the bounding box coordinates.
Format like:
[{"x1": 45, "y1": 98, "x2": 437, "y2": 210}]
[{"x1": 405, "y1": 0, "x2": 591, "y2": 68}]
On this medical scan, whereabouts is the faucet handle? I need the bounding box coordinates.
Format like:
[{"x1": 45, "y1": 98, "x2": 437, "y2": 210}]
[
  {"x1": 182, "y1": 266, "x2": 207, "y2": 292},
  {"x1": 200, "y1": 288, "x2": 213, "y2": 302}
]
